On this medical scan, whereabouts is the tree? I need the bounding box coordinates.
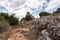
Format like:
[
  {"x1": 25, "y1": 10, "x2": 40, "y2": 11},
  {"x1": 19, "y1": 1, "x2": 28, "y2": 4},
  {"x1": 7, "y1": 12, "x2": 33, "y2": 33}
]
[
  {"x1": 8, "y1": 14, "x2": 19, "y2": 26},
  {"x1": 20, "y1": 18, "x2": 25, "y2": 22},
  {"x1": 21, "y1": 15, "x2": 33, "y2": 21},
  {"x1": 25, "y1": 15, "x2": 33, "y2": 21},
  {"x1": 0, "y1": 16, "x2": 9, "y2": 32},
  {"x1": 39, "y1": 12, "x2": 51, "y2": 17},
  {"x1": 21, "y1": 12, "x2": 33, "y2": 21},
  {"x1": 0, "y1": 12, "x2": 9, "y2": 21},
  {"x1": 53, "y1": 8, "x2": 60, "y2": 15},
  {"x1": 0, "y1": 12, "x2": 19, "y2": 26}
]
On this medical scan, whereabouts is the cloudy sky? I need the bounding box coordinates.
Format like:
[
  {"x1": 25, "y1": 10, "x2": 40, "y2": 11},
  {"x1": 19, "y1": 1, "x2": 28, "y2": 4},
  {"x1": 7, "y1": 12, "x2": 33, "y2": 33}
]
[{"x1": 0, "y1": 0, "x2": 60, "y2": 20}]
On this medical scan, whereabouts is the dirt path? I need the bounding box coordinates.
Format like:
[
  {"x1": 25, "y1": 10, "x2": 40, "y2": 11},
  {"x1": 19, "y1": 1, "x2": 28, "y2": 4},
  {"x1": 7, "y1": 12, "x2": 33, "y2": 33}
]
[{"x1": 8, "y1": 27, "x2": 29, "y2": 40}]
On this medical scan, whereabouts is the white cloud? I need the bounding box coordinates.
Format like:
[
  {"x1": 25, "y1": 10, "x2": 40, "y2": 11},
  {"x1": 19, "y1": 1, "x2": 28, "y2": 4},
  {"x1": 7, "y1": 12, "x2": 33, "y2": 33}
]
[
  {"x1": 0, "y1": 0, "x2": 47, "y2": 11},
  {"x1": 0, "y1": 0, "x2": 47, "y2": 19},
  {"x1": 0, "y1": 0, "x2": 26, "y2": 12},
  {"x1": 26, "y1": 0, "x2": 47, "y2": 8},
  {"x1": 44, "y1": 0, "x2": 60, "y2": 12},
  {"x1": 13, "y1": 7, "x2": 33, "y2": 20},
  {"x1": 0, "y1": 0, "x2": 60, "y2": 20}
]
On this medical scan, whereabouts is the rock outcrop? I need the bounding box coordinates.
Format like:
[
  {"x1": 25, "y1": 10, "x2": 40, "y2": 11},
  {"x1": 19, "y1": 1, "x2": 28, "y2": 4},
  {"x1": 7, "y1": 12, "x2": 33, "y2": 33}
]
[{"x1": 25, "y1": 15, "x2": 60, "y2": 40}]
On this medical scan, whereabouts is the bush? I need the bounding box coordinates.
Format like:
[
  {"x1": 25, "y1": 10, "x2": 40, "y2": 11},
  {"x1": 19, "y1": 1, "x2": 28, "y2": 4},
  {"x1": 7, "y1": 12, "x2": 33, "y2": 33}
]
[
  {"x1": 0, "y1": 12, "x2": 19, "y2": 26},
  {"x1": 21, "y1": 12, "x2": 33, "y2": 21},
  {"x1": 20, "y1": 18, "x2": 25, "y2": 22},
  {"x1": 25, "y1": 15, "x2": 33, "y2": 21},
  {"x1": 53, "y1": 8, "x2": 60, "y2": 15},
  {"x1": 39, "y1": 12, "x2": 51, "y2": 17},
  {"x1": 8, "y1": 14, "x2": 19, "y2": 26},
  {"x1": 0, "y1": 17, "x2": 10, "y2": 33},
  {"x1": 21, "y1": 15, "x2": 33, "y2": 22},
  {"x1": 0, "y1": 12, "x2": 9, "y2": 21}
]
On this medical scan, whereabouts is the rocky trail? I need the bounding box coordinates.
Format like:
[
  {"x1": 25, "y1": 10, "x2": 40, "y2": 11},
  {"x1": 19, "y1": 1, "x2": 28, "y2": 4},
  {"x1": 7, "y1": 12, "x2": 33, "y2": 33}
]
[{"x1": 7, "y1": 27, "x2": 29, "y2": 40}]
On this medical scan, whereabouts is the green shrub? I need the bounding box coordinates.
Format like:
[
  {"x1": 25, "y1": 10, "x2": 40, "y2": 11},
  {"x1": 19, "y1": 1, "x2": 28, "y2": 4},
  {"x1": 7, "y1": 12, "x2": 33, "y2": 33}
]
[
  {"x1": 25, "y1": 15, "x2": 33, "y2": 21},
  {"x1": 0, "y1": 12, "x2": 19, "y2": 26},
  {"x1": 8, "y1": 14, "x2": 19, "y2": 26},
  {"x1": 39, "y1": 12, "x2": 51, "y2": 17},
  {"x1": 20, "y1": 18, "x2": 25, "y2": 22},
  {"x1": 0, "y1": 12, "x2": 9, "y2": 21},
  {"x1": 21, "y1": 15, "x2": 33, "y2": 22},
  {"x1": 53, "y1": 8, "x2": 60, "y2": 15},
  {"x1": 20, "y1": 18, "x2": 25, "y2": 24},
  {"x1": 21, "y1": 12, "x2": 33, "y2": 21},
  {"x1": 0, "y1": 17, "x2": 10, "y2": 33}
]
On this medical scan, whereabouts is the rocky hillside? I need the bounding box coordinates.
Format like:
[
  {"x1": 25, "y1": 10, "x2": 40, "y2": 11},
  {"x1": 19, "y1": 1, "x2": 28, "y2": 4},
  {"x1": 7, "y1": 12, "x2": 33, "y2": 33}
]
[
  {"x1": 22, "y1": 15, "x2": 60, "y2": 40},
  {"x1": 1, "y1": 15, "x2": 60, "y2": 40}
]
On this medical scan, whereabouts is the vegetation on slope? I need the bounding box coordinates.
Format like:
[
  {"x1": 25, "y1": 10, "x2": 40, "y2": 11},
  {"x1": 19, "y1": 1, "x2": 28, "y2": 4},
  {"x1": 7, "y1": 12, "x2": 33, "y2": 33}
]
[
  {"x1": 21, "y1": 12, "x2": 33, "y2": 22},
  {"x1": 0, "y1": 12, "x2": 19, "y2": 26},
  {"x1": 53, "y1": 8, "x2": 60, "y2": 15},
  {"x1": 0, "y1": 16, "x2": 9, "y2": 33},
  {"x1": 39, "y1": 12, "x2": 51, "y2": 17}
]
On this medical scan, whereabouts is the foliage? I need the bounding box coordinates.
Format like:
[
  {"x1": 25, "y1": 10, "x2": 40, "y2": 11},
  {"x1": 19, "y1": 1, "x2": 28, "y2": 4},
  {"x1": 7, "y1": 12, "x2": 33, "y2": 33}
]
[
  {"x1": 39, "y1": 12, "x2": 51, "y2": 17},
  {"x1": 21, "y1": 14, "x2": 33, "y2": 21},
  {"x1": 9, "y1": 14, "x2": 19, "y2": 25},
  {"x1": 0, "y1": 17, "x2": 9, "y2": 33},
  {"x1": 24, "y1": 15, "x2": 33, "y2": 21},
  {"x1": 0, "y1": 12, "x2": 19, "y2": 26},
  {"x1": 0, "y1": 12, "x2": 9, "y2": 21},
  {"x1": 53, "y1": 8, "x2": 60, "y2": 15},
  {"x1": 20, "y1": 18, "x2": 25, "y2": 22}
]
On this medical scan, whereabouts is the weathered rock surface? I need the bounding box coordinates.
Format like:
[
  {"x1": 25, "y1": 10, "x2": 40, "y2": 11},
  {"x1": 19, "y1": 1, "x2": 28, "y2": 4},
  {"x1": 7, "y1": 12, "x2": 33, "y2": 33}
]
[{"x1": 26, "y1": 15, "x2": 60, "y2": 40}]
